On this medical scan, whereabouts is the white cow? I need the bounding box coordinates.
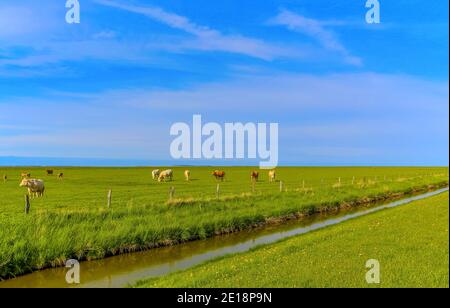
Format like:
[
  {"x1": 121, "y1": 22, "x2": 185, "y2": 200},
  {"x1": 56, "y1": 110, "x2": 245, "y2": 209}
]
[
  {"x1": 152, "y1": 169, "x2": 160, "y2": 181},
  {"x1": 158, "y1": 169, "x2": 173, "y2": 182},
  {"x1": 20, "y1": 178, "x2": 45, "y2": 198},
  {"x1": 268, "y1": 170, "x2": 276, "y2": 182},
  {"x1": 184, "y1": 170, "x2": 191, "y2": 181}
]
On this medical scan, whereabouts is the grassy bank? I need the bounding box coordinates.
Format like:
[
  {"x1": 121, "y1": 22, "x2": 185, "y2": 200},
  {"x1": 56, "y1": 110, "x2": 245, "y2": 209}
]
[
  {"x1": 136, "y1": 191, "x2": 449, "y2": 288},
  {"x1": 0, "y1": 167, "x2": 448, "y2": 279}
]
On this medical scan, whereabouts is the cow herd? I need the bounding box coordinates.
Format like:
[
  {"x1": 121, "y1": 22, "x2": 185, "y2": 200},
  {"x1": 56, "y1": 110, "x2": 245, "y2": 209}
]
[
  {"x1": 151, "y1": 169, "x2": 276, "y2": 183},
  {"x1": 10, "y1": 168, "x2": 277, "y2": 199}
]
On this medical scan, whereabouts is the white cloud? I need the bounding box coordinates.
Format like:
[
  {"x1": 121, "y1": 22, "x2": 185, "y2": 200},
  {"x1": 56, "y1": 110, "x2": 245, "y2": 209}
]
[
  {"x1": 95, "y1": 0, "x2": 294, "y2": 60},
  {"x1": 269, "y1": 9, "x2": 362, "y2": 66},
  {"x1": 0, "y1": 40, "x2": 155, "y2": 67},
  {"x1": 92, "y1": 30, "x2": 117, "y2": 40},
  {"x1": 111, "y1": 73, "x2": 448, "y2": 115}
]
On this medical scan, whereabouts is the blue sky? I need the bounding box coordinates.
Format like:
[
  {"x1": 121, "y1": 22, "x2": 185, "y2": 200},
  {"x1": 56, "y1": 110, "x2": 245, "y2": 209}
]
[{"x1": 0, "y1": 0, "x2": 448, "y2": 166}]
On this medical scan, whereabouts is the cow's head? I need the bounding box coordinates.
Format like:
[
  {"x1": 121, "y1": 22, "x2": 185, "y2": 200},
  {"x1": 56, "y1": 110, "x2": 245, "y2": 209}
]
[{"x1": 19, "y1": 178, "x2": 29, "y2": 187}]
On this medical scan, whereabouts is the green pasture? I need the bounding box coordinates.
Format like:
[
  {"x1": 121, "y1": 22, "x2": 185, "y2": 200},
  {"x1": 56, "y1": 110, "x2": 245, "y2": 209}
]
[
  {"x1": 0, "y1": 166, "x2": 448, "y2": 279},
  {"x1": 136, "y1": 191, "x2": 449, "y2": 288}
]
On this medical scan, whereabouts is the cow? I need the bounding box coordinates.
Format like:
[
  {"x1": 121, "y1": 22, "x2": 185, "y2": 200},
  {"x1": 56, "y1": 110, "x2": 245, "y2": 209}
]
[
  {"x1": 57, "y1": 173, "x2": 64, "y2": 179},
  {"x1": 251, "y1": 171, "x2": 259, "y2": 182},
  {"x1": 268, "y1": 170, "x2": 276, "y2": 182},
  {"x1": 158, "y1": 169, "x2": 173, "y2": 182},
  {"x1": 184, "y1": 170, "x2": 191, "y2": 181},
  {"x1": 20, "y1": 178, "x2": 45, "y2": 198},
  {"x1": 152, "y1": 169, "x2": 160, "y2": 181},
  {"x1": 212, "y1": 170, "x2": 225, "y2": 181},
  {"x1": 46, "y1": 170, "x2": 54, "y2": 176},
  {"x1": 21, "y1": 173, "x2": 31, "y2": 178}
]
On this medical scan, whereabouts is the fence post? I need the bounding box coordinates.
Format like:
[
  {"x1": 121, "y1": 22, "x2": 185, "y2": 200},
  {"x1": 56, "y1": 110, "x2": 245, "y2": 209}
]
[
  {"x1": 352, "y1": 176, "x2": 355, "y2": 185},
  {"x1": 25, "y1": 194, "x2": 30, "y2": 214},
  {"x1": 216, "y1": 184, "x2": 220, "y2": 199},
  {"x1": 3, "y1": 175, "x2": 6, "y2": 182},
  {"x1": 252, "y1": 180, "x2": 255, "y2": 193},
  {"x1": 302, "y1": 180, "x2": 305, "y2": 189},
  {"x1": 279, "y1": 181, "x2": 283, "y2": 192},
  {"x1": 169, "y1": 186, "x2": 175, "y2": 201},
  {"x1": 107, "y1": 189, "x2": 112, "y2": 208}
]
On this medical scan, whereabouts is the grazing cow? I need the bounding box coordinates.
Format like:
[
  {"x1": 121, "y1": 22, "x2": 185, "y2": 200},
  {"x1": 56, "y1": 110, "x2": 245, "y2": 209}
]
[
  {"x1": 46, "y1": 170, "x2": 54, "y2": 176},
  {"x1": 251, "y1": 171, "x2": 259, "y2": 182},
  {"x1": 268, "y1": 170, "x2": 276, "y2": 182},
  {"x1": 212, "y1": 170, "x2": 225, "y2": 181},
  {"x1": 152, "y1": 169, "x2": 160, "y2": 181},
  {"x1": 20, "y1": 178, "x2": 45, "y2": 198},
  {"x1": 21, "y1": 173, "x2": 31, "y2": 178},
  {"x1": 58, "y1": 173, "x2": 64, "y2": 179},
  {"x1": 184, "y1": 170, "x2": 191, "y2": 181},
  {"x1": 158, "y1": 169, "x2": 173, "y2": 182}
]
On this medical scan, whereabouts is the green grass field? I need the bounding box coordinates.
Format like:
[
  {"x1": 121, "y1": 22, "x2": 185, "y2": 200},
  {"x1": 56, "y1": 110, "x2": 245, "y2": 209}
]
[
  {"x1": 0, "y1": 166, "x2": 448, "y2": 279},
  {"x1": 136, "y1": 191, "x2": 449, "y2": 288}
]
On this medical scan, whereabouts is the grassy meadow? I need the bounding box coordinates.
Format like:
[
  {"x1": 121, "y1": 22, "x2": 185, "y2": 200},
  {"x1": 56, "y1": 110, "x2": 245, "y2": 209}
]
[
  {"x1": 0, "y1": 166, "x2": 448, "y2": 280},
  {"x1": 136, "y1": 191, "x2": 450, "y2": 288}
]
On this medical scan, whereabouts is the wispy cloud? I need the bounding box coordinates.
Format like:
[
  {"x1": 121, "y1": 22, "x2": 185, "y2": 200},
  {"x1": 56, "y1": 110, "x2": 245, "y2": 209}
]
[
  {"x1": 92, "y1": 30, "x2": 117, "y2": 40},
  {"x1": 94, "y1": 0, "x2": 293, "y2": 61},
  {"x1": 269, "y1": 9, "x2": 362, "y2": 66},
  {"x1": 118, "y1": 73, "x2": 448, "y2": 115}
]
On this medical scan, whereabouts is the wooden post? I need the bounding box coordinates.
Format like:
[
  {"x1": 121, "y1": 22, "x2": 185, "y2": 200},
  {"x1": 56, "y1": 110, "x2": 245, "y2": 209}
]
[
  {"x1": 3, "y1": 175, "x2": 6, "y2": 182},
  {"x1": 25, "y1": 194, "x2": 30, "y2": 214},
  {"x1": 279, "y1": 181, "x2": 283, "y2": 192},
  {"x1": 107, "y1": 189, "x2": 112, "y2": 208},
  {"x1": 352, "y1": 176, "x2": 355, "y2": 185},
  {"x1": 169, "y1": 187, "x2": 175, "y2": 201},
  {"x1": 216, "y1": 184, "x2": 220, "y2": 199},
  {"x1": 252, "y1": 180, "x2": 255, "y2": 193}
]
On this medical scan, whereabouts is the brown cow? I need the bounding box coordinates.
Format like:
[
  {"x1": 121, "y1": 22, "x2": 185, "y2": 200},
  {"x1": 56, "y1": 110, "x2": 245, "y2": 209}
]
[
  {"x1": 250, "y1": 171, "x2": 259, "y2": 182},
  {"x1": 212, "y1": 170, "x2": 225, "y2": 181},
  {"x1": 57, "y1": 173, "x2": 64, "y2": 179},
  {"x1": 21, "y1": 173, "x2": 31, "y2": 178},
  {"x1": 46, "y1": 170, "x2": 54, "y2": 175}
]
